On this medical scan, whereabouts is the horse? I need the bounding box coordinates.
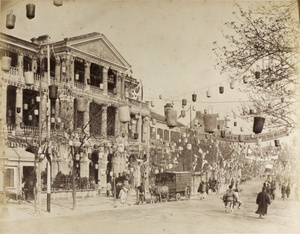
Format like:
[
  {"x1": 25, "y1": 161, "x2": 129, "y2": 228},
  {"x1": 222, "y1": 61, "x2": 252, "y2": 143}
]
[{"x1": 149, "y1": 185, "x2": 169, "y2": 203}]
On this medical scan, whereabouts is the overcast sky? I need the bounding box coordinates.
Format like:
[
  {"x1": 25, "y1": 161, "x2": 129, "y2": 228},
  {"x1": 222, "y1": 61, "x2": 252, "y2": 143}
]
[{"x1": 1, "y1": 0, "x2": 276, "y2": 131}]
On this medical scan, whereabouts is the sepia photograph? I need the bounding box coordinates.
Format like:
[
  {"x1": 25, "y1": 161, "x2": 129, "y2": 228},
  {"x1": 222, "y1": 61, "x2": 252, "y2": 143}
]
[{"x1": 0, "y1": 0, "x2": 299, "y2": 233}]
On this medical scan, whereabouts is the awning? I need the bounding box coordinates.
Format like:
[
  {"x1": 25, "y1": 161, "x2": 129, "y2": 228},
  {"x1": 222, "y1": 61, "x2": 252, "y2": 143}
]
[{"x1": 4, "y1": 147, "x2": 35, "y2": 162}]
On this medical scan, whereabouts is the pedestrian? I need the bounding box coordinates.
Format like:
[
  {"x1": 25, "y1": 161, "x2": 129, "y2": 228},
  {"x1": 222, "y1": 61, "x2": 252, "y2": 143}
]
[
  {"x1": 106, "y1": 182, "x2": 111, "y2": 197},
  {"x1": 198, "y1": 181, "x2": 206, "y2": 200},
  {"x1": 138, "y1": 183, "x2": 146, "y2": 204},
  {"x1": 286, "y1": 183, "x2": 291, "y2": 199},
  {"x1": 281, "y1": 183, "x2": 287, "y2": 200},
  {"x1": 255, "y1": 186, "x2": 271, "y2": 219},
  {"x1": 119, "y1": 186, "x2": 128, "y2": 206},
  {"x1": 294, "y1": 183, "x2": 299, "y2": 201},
  {"x1": 233, "y1": 188, "x2": 243, "y2": 209}
]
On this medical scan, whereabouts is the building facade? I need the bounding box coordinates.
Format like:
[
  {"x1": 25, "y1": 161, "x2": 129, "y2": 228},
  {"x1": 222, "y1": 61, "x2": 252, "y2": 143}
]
[{"x1": 0, "y1": 32, "x2": 151, "y2": 197}]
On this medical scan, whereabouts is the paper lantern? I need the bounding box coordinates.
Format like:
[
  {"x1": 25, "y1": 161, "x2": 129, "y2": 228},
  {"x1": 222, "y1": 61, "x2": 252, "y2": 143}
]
[
  {"x1": 203, "y1": 114, "x2": 217, "y2": 133},
  {"x1": 239, "y1": 135, "x2": 245, "y2": 142},
  {"x1": 6, "y1": 11, "x2": 16, "y2": 29},
  {"x1": 219, "y1": 86, "x2": 224, "y2": 94},
  {"x1": 76, "y1": 97, "x2": 87, "y2": 112},
  {"x1": 1, "y1": 56, "x2": 12, "y2": 72},
  {"x1": 206, "y1": 89, "x2": 211, "y2": 98},
  {"x1": 253, "y1": 117, "x2": 265, "y2": 134},
  {"x1": 49, "y1": 85, "x2": 58, "y2": 100},
  {"x1": 165, "y1": 109, "x2": 177, "y2": 128},
  {"x1": 181, "y1": 110, "x2": 186, "y2": 118},
  {"x1": 192, "y1": 94, "x2": 197, "y2": 102},
  {"x1": 53, "y1": 0, "x2": 63, "y2": 7},
  {"x1": 26, "y1": 4, "x2": 35, "y2": 19},
  {"x1": 24, "y1": 71, "x2": 34, "y2": 85},
  {"x1": 119, "y1": 106, "x2": 130, "y2": 122}
]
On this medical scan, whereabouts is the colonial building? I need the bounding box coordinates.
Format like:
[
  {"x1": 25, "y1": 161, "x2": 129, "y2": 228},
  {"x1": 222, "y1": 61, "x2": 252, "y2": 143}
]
[{"x1": 0, "y1": 32, "x2": 151, "y2": 197}]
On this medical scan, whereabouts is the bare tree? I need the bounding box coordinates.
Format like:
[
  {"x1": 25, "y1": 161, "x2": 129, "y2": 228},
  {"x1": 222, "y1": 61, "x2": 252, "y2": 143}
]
[{"x1": 213, "y1": 2, "x2": 300, "y2": 130}]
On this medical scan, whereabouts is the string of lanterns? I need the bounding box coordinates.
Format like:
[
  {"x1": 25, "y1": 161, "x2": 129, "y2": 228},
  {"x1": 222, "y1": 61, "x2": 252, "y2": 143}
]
[{"x1": 6, "y1": 0, "x2": 64, "y2": 30}]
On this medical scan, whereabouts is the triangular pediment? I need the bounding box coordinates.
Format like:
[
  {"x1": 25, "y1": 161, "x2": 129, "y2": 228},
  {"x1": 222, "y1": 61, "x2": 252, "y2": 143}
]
[{"x1": 67, "y1": 33, "x2": 130, "y2": 70}]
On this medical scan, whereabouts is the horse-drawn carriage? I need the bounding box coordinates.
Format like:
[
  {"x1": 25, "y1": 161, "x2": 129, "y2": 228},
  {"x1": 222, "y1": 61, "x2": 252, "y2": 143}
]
[{"x1": 153, "y1": 172, "x2": 192, "y2": 202}]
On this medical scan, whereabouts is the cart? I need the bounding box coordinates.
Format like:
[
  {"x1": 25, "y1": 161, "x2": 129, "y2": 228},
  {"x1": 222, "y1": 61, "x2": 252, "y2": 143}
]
[{"x1": 155, "y1": 172, "x2": 192, "y2": 201}]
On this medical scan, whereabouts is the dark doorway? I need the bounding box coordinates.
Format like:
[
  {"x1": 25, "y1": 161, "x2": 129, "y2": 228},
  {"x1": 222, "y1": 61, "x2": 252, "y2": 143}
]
[
  {"x1": 89, "y1": 151, "x2": 99, "y2": 184},
  {"x1": 22, "y1": 166, "x2": 36, "y2": 200}
]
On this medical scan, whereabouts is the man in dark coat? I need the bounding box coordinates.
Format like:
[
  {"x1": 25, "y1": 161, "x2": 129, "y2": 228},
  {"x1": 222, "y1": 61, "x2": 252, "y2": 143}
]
[{"x1": 256, "y1": 186, "x2": 271, "y2": 219}]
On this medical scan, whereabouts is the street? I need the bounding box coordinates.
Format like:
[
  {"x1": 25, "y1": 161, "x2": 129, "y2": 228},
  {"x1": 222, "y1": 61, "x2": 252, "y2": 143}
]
[{"x1": 1, "y1": 178, "x2": 299, "y2": 234}]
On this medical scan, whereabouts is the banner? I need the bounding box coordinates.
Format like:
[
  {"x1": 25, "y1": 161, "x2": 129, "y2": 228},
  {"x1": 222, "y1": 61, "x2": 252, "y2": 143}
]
[{"x1": 214, "y1": 128, "x2": 289, "y2": 143}]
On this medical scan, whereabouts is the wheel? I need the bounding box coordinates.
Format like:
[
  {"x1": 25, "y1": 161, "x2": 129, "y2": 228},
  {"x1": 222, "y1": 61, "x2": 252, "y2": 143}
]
[
  {"x1": 176, "y1": 193, "x2": 181, "y2": 202},
  {"x1": 185, "y1": 186, "x2": 191, "y2": 200}
]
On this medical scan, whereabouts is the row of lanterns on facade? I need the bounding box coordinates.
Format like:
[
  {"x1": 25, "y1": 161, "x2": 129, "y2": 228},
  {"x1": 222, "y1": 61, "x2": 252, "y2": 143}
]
[{"x1": 6, "y1": 0, "x2": 63, "y2": 30}]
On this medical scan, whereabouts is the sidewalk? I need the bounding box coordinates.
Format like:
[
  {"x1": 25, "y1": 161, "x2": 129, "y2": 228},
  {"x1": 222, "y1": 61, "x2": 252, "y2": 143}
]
[
  {"x1": 0, "y1": 188, "x2": 220, "y2": 223},
  {"x1": 0, "y1": 189, "x2": 140, "y2": 222}
]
